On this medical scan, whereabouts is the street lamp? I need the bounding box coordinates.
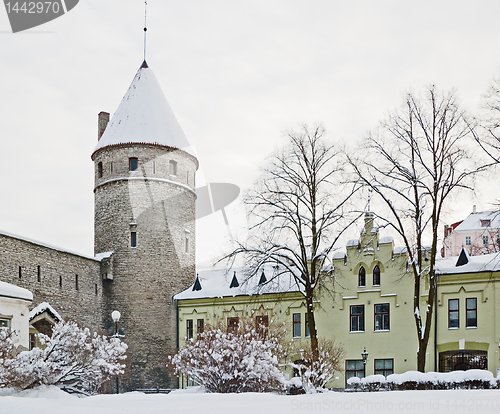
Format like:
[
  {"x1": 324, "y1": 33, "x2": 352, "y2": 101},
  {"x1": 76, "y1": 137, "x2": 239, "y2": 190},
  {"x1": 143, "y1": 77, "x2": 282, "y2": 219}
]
[
  {"x1": 361, "y1": 347, "x2": 369, "y2": 378},
  {"x1": 111, "y1": 310, "x2": 121, "y2": 394}
]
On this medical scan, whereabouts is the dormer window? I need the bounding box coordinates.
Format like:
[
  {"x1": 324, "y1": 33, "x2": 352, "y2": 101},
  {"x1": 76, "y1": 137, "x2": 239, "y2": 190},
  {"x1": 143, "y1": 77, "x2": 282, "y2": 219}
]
[
  {"x1": 358, "y1": 266, "x2": 366, "y2": 287},
  {"x1": 98, "y1": 162, "x2": 103, "y2": 178},
  {"x1": 129, "y1": 158, "x2": 138, "y2": 172},
  {"x1": 169, "y1": 160, "x2": 177, "y2": 176},
  {"x1": 481, "y1": 219, "x2": 491, "y2": 227}
]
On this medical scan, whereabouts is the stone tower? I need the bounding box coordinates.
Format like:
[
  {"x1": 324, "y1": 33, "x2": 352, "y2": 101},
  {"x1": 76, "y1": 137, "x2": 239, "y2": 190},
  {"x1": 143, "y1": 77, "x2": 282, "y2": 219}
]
[{"x1": 91, "y1": 61, "x2": 198, "y2": 390}]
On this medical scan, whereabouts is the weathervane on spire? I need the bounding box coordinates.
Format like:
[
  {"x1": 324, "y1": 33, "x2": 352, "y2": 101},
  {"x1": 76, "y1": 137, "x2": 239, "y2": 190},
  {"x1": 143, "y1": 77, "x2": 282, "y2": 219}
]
[{"x1": 143, "y1": 1, "x2": 148, "y2": 62}]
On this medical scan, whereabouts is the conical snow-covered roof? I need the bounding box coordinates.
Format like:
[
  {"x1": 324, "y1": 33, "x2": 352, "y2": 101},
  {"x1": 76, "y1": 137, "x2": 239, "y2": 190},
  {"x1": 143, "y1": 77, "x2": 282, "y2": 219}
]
[{"x1": 93, "y1": 61, "x2": 195, "y2": 158}]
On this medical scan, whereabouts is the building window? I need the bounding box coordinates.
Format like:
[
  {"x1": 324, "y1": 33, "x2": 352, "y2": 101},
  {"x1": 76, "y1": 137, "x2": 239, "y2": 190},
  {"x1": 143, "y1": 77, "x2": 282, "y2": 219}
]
[
  {"x1": 98, "y1": 162, "x2": 103, "y2": 178},
  {"x1": 153, "y1": 161, "x2": 156, "y2": 174},
  {"x1": 481, "y1": 219, "x2": 491, "y2": 227},
  {"x1": 482, "y1": 235, "x2": 489, "y2": 246},
  {"x1": 358, "y1": 266, "x2": 366, "y2": 287},
  {"x1": 185, "y1": 232, "x2": 189, "y2": 254},
  {"x1": 75, "y1": 274, "x2": 78, "y2": 290},
  {"x1": 256, "y1": 315, "x2": 269, "y2": 339},
  {"x1": 110, "y1": 162, "x2": 113, "y2": 173},
  {"x1": 465, "y1": 236, "x2": 471, "y2": 246},
  {"x1": 374, "y1": 359, "x2": 394, "y2": 376},
  {"x1": 37, "y1": 265, "x2": 41, "y2": 282},
  {"x1": 186, "y1": 319, "x2": 193, "y2": 340},
  {"x1": 497, "y1": 234, "x2": 500, "y2": 247},
  {"x1": 293, "y1": 313, "x2": 301, "y2": 338},
  {"x1": 169, "y1": 160, "x2": 177, "y2": 176},
  {"x1": 227, "y1": 317, "x2": 239, "y2": 334},
  {"x1": 131, "y1": 231, "x2": 137, "y2": 248},
  {"x1": 373, "y1": 265, "x2": 380, "y2": 286},
  {"x1": 95, "y1": 283, "x2": 98, "y2": 295},
  {"x1": 29, "y1": 333, "x2": 36, "y2": 350},
  {"x1": 350, "y1": 305, "x2": 365, "y2": 332},
  {"x1": 59, "y1": 275, "x2": 62, "y2": 288},
  {"x1": 374, "y1": 303, "x2": 390, "y2": 331},
  {"x1": 0, "y1": 318, "x2": 10, "y2": 328},
  {"x1": 346, "y1": 360, "x2": 365, "y2": 381},
  {"x1": 466, "y1": 298, "x2": 477, "y2": 328},
  {"x1": 197, "y1": 319, "x2": 204, "y2": 335},
  {"x1": 448, "y1": 299, "x2": 459, "y2": 329},
  {"x1": 129, "y1": 157, "x2": 138, "y2": 172},
  {"x1": 305, "y1": 313, "x2": 310, "y2": 338},
  {"x1": 186, "y1": 171, "x2": 189, "y2": 185},
  {"x1": 18, "y1": 266, "x2": 22, "y2": 279}
]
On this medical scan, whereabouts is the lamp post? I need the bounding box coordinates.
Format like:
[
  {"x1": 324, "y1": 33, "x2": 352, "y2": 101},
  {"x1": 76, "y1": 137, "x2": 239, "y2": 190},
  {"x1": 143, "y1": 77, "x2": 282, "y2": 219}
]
[
  {"x1": 111, "y1": 310, "x2": 121, "y2": 394},
  {"x1": 361, "y1": 347, "x2": 369, "y2": 378}
]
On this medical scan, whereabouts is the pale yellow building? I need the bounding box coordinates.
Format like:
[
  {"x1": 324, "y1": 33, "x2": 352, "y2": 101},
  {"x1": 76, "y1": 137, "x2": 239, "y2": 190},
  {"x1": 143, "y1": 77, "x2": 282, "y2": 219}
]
[{"x1": 175, "y1": 212, "x2": 500, "y2": 389}]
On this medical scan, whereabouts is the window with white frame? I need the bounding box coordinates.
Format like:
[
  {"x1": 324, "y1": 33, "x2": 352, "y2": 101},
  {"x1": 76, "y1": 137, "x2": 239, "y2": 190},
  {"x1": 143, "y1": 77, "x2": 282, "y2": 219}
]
[
  {"x1": 465, "y1": 236, "x2": 471, "y2": 246},
  {"x1": 169, "y1": 160, "x2": 177, "y2": 176},
  {"x1": 483, "y1": 235, "x2": 489, "y2": 246},
  {"x1": 374, "y1": 303, "x2": 390, "y2": 331},
  {"x1": 0, "y1": 318, "x2": 10, "y2": 328}
]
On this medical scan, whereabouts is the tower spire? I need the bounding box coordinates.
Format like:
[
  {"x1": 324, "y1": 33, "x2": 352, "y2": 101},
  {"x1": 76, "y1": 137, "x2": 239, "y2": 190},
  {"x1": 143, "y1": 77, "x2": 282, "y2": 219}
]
[{"x1": 143, "y1": 1, "x2": 148, "y2": 64}]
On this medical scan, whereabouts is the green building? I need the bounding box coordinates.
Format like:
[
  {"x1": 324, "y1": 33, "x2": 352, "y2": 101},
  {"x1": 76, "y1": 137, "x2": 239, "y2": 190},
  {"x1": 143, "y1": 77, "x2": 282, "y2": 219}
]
[{"x1": 175, "y1": 212, "x2": 500, "y2": 388}]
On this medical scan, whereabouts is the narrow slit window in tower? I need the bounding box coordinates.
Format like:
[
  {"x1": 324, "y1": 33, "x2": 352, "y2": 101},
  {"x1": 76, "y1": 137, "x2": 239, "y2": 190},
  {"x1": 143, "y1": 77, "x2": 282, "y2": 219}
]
[
  {"x1": 75, "y1": 274, "x2": 79, "y2": 290},
  {"x1": 129, "y1": 157, "x2": 138, "y2": 172},
  {"x1": 98, "y1": 162, "x2": 103, "y2": 178},
  {"x1": 18, "y1": 266, "x2": 21, "y2": 279},
  {"x1": 169, "y1": 160, "x2": 177, "y2": 176},
  {"x1": 131, "y1": 231, "x2": 137, "y2": 248},
  {"x1": 37, "y1": 265, "x2": 41, "y2": 282}
]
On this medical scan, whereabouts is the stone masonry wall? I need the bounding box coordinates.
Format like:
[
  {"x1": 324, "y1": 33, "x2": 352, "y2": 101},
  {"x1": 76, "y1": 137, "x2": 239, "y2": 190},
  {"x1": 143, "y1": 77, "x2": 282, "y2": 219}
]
[
  {"x1": 93, "y1": 144, "x2": 197, "y2": 391},
  {"x1": 0, "y1": 233, "x2": 103, "y2": 332}
]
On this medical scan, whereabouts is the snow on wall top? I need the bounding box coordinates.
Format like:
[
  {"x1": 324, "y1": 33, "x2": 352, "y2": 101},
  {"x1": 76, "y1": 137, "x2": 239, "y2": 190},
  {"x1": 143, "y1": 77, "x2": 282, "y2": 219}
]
[
  {"x1": 346, "y1": 239, "x2": 360, "y2": 247},
  {"x1": 0, "y1": 230, "x2": 99, "y2": 262},
  {"x1": 93, "y1": 62, "x2": 196, "y2": 158},
  {"x1": 331, "y1": 250, "x2": 346, "y2": 260},
  {"x1": 454, "y1": 210, "x2": 500, "y2": 231},
  {"x1": 174, "y1": 265, "x2": 301, "y2": 301},
  {"x1": 29, "y1": 302, "x2": 63, "y2": 322},
  {"x1": 436, "y1": 251, "x2": 500, "y2": 274},
  {"x1": 0, "y1": 281, "x2": 32, "y2": 301},
  {"x1": 379, "y1": 236, "x2": 394, "y2": 244}
]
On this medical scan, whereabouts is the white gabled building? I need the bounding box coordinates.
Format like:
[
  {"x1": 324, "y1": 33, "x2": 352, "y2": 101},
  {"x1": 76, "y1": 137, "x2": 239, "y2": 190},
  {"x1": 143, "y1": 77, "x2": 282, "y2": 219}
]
[{"x1": 0, "y1": 281, "x2": 33, "y2": 350}]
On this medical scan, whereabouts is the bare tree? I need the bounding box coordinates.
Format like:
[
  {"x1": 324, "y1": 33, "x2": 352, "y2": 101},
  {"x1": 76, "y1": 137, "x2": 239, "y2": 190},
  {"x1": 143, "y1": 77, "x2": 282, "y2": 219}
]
[
  {"x1": 224, "y1": 125, "x2": 357, "y2": 361},
  {"x1": 477, "y1": 77, "x2": 500, "y2": 162},
  {"x1": 347, "y1": 86, "x2": 491, "y2": 372}
]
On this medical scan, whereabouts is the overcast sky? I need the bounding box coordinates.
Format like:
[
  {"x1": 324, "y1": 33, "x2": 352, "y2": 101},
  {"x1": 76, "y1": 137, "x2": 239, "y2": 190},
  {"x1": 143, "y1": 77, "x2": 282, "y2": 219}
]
[{"x1": 0, "y1": 0, "x2": 498, "y2": 264}]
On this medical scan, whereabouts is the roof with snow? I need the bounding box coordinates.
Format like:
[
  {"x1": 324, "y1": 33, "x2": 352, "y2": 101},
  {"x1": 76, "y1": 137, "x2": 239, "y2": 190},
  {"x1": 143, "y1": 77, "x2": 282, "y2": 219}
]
[
  {"x1": 436, "y1": 251, "x2": 500, "y2": 275},
  {"x1": 174, "y1": 265, "x2": 301, "y2": 301},
  {"x1": 29, "y1": 302, "x2": 63, "y2": 322},
  {"x1": 93, "y1": 61, "x2": 196, "y2": 158},
  {"x1": 0, "y1": 281, "x2": 32, "y2": 301},
  {"x1": 453, "y1": 210, "x2": 500, "y2": 231}
]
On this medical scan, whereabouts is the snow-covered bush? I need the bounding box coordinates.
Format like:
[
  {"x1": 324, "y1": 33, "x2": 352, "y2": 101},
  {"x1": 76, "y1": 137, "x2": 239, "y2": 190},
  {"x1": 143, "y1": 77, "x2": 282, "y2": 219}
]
[
  {"x1": 0, "y1": 321, "x2": 127, "y2": 393},
  {"x1": 347, "y1": 370, "x2": 499, "y2": 391},
  {"x1": 290, "y1": 338, "x2": 345, "y2": 393},
  {"x1": 169, "y1": 323, "x2": 285, "y2": 393},
  {"x1": 0, "y1": 328, "x2": 18, "y2": 387}
]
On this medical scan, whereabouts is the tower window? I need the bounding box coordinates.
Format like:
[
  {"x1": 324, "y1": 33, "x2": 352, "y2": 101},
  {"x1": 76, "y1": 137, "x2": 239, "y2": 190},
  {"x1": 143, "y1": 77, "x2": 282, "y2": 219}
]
[
  {"x1": 153, "y1": 161, "x2": 156, "y2": 174},
  {"x1": 98, "y1": 162, "x2": 103, "y2": 178},
  {"x1": 129, "y1": 158, "x2": 138, "y2": 172},
  {"x1": 110, "y1": 162, "x2": 113, "y2": 173},
  {"x1": 18, "y1": 266, "x2": 21, "y2": 279},
  {"x1": 37, "y1": 265, "x2": 41, "y2": 282},
  {"x1": 95, "y1": 283, "x2": 98, "y2": 295},
  {"x1": 185, "y1": 232, "x2": 189, "y2": 253},
  {"x1": 59, "y1": 275, "x2": 62, "y2": 288},
  {"x1": 75, "y1": 274, "x2": 79, "y2": 290},
  {"x1": 169, "y1": 160, "x2": 177, "y2": 176},
  {"x1": 131, "y1": 231, "x2": 137, "y2": 248}
]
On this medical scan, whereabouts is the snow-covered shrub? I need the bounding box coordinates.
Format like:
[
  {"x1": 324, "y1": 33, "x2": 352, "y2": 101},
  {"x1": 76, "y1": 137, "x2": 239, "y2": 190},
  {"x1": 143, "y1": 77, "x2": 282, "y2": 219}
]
[
  {"x1": 169, "y1": 323, "x2": 285, "y2": 393},
  {"x1": 347, "y1": 370, "x2": 499, "y2": 391},
  {"x1": 290, "y1": 338, "x2": 345, "y2": 393},
  {"x1": 0, "y1": 321, "x2": 127, "y2": 393},
  {"x1": 0, "y1": 328, "x2": 18, "y2": 387}
]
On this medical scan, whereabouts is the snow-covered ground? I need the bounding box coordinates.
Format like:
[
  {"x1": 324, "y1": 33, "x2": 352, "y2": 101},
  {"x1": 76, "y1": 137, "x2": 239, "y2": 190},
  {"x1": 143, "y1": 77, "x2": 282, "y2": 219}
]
[{"x1": 1, "y1": 386, "x2": 499, "y2": 413}]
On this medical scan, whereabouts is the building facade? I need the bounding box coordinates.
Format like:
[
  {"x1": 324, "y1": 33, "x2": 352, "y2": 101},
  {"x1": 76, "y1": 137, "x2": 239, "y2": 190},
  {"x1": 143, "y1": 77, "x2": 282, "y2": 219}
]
[
  {"x1": 443, "y1": 207, "x2": 500, "y2": 257},
  {"x1": 176, "y1": 213, "x2": 500, "y2": 388}
]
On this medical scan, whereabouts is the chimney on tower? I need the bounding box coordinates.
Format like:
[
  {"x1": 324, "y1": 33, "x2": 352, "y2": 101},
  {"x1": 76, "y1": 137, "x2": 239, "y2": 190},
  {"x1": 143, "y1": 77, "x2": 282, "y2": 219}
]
[
  {"x1": 472, "y1": 205, "x2": 477, "y2": 214},
  {"x1": 98, "y1": 111, "x2": 110, "y2": 140}
]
